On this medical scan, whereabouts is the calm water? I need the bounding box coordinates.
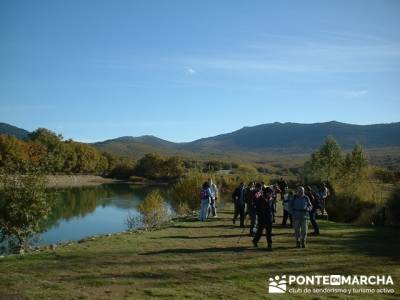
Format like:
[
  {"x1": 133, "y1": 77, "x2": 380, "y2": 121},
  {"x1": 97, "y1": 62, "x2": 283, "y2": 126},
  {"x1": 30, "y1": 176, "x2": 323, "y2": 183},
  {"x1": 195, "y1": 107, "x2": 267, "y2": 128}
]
[{"x1": 37, "y1": 183, "x2": 170, "y2": 246}]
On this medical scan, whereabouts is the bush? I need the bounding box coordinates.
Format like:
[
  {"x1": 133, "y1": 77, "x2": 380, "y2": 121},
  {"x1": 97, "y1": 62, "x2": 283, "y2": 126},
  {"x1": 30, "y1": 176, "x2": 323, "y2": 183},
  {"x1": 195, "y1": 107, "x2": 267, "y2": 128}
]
[
  {"x1": 170, "y1": 172, "x2": 206, "y2": 210},
  {"x1": 327, "y1": 192, "x2": 374, "y2": 223},
  {"x1": 386, "y1": 185, "x2": 400, "y2": 226},
  {"x1": 372, "y1": 168, "x2": 400, "y2": 184},
  {"x1": 237, "y1": 164, "x2": 258, "y2": 175},
  {"x1": 108, "y1": 163, "x2": 135, "y2": 179},
  {"x1": 134, "y1": 154, "x2": 184, "y2": 180},
  {"x1": 176, "y1": 201, "x2": 190, "y2": 216},
  {"x1": 137, "y1": 191, "x2": 170, "y2": 228},
  {"x1": 355, "y1": 207, "x2": 386, "y2": 226},
  {"x1": 170, "y1": 172, "x2": 270, "y2": 211}
]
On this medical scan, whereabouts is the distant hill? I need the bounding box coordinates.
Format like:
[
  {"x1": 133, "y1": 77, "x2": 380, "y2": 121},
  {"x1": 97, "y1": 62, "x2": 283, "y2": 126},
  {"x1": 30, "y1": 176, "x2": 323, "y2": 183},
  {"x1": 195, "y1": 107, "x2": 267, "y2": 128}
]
[
  {"x1": 2, "y1": 121, "x2": 400, "y2": 168},
  {"x1": 186, "y1": 121, "x2": 400, "y2": 153},
  {"x1": 93, "y1": 135, "x2": 187, "y2": 158},
  {"x1": 0, "y1": 122, "x2": 30, "y2": 140},
  {"x1": 92, "y1": 121, "x2": 400, "y2": 157}
]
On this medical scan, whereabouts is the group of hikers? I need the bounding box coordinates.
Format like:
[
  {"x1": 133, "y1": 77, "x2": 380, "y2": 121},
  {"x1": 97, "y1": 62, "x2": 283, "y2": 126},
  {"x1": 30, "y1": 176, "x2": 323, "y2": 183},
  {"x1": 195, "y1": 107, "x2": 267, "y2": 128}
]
[{"x1": 199, "y1": 177, "x2": 330, "y2": 250}]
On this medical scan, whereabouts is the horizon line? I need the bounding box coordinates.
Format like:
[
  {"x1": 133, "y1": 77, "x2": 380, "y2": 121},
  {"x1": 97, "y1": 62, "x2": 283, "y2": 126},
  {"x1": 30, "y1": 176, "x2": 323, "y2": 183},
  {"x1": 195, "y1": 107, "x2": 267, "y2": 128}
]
[{"x1": 2, "y1": 120, "x2": 400, "y2": 144}]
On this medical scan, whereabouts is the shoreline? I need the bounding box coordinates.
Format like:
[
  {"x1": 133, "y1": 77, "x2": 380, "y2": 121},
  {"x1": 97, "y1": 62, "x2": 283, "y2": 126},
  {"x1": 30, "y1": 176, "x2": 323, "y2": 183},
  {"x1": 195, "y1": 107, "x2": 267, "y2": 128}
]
[
  {"x1": 45, "y1": 175, "x2": 123, "y2": 188},
  {"x1": 45, "y1": 175, "x2": 173, "y2": 188}
]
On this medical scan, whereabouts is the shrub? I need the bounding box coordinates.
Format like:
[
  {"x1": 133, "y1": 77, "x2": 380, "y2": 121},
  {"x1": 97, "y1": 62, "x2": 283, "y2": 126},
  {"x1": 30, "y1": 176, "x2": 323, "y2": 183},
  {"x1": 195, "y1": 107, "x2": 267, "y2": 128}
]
[
  {"x1": 237, "y1": 164, "x2": 258, "y2": 175},
  {"x1": 355, "y1": 207, "x2": 387, "y2": 226},
  {"x1": 176, "y1": 201, "x2": 190, "y2": 216},
  {"x1": 326, "y1": 192, "x2": 375, "y2": 223},
  {"x1": 170, "y1": 171, "x2": 270, "y2": 211},
  {"x1": 137, "y1": 191, "x2": 169, "y2": 228},
  {"x1": 372, "y1": 168, "x2": 400, "y2": 184},
  {"x1": 108, "y1": 163, "x2": 135, "y2": 179},
  {"x1": 170, "y1": 171, "x2": 206, "y2": 210},
  {"x1": 385, "y1": 185, "x2": 400, "y2": 226}
]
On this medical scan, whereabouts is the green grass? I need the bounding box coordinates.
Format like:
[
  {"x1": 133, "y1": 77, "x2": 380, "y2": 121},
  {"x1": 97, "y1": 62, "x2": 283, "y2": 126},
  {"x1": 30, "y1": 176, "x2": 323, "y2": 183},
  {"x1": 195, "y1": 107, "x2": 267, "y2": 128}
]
[{"x1": 0, "y1": 207, "x2": 399, "y2": 299}]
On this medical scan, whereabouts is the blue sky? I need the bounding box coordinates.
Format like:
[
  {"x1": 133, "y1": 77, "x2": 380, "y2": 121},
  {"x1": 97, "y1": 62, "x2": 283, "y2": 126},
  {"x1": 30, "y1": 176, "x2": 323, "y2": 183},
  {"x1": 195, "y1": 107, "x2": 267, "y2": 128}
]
[{"x1": 1, "y1": 0, "x2": 400, "y2": 142}]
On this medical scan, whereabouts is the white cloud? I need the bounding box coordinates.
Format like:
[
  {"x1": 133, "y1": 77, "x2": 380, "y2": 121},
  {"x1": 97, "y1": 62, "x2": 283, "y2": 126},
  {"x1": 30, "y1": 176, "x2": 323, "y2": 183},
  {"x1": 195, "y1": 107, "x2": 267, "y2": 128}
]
[
  {"x1": 182, "y1": 32, "x2": 400, "y2": 74},
  {"x1": 342, "y1": 90, "x2": 369, "y2": 98},
  {"x1": 185, "y1": 67, "x2": 196, "y2": 75},
  {"x1": 330, "y1": 89, "x2": 369, "y2": 98}
]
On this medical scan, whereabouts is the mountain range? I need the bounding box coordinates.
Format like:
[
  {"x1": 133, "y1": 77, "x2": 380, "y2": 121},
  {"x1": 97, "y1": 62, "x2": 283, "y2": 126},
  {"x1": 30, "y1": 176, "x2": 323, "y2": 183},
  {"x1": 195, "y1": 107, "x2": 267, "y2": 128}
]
[
  {"x1": 2, "y1": 121, "x2": 400, "y2": 165},
  {"x1": 92, "y1": 121, "x2": 400, "y2": 157}
]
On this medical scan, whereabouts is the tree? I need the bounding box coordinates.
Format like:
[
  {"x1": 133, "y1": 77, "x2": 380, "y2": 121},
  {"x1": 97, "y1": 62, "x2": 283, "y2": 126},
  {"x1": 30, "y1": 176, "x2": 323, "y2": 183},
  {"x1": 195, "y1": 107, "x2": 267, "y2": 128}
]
[
  {"x1": 28, "y1": 128, "x2": 65, "y2": 173},
  {"x1": 170, "y1": 171, "x2": 206, "y2": 210},
  {"x1": 62, "y1": 140, "x2": 78, "y2": 174},
  {"x1": 28, "y1": 128, "x2": 63, "y2": 146},
  {"x1": 162, "y1": 156, "x2": 185, "y2": 178},
  {"x1": 0, "y1": 174, "x2": 50, "y2": 253},
  {"x1": 0, "y1": 135, "x2": 30, "y2": 173},
  {"x1": 102, "y1": 151, "x2": 120, "y2": 174},
  {"x1": 135, "y1": 153, "x2": 164, "y2": 179},
  {"x1": 304, "y1": 137, "x2": 343, "y2": 182},
  {"x1": 342, "y1": 144, "x2": 369, "y2": 184},
  {"x1": 73, "y1": 143, "x2": 100, "y2": 174}
]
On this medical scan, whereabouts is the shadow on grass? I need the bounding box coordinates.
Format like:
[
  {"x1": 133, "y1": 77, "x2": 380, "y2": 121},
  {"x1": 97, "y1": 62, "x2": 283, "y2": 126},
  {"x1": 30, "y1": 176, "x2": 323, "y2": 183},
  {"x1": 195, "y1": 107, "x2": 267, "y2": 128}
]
[
  {"x1": 140, "y1": 246, "x2": 249, "y2": 255},
  {"x1": 313, "y1": 227, "x2": 400, "y2": 261},
  {"x1": 170, "y1": 224, "x2": 236, "y2": 229},
  {"x1": 153, "y1": 234, "x2": 246, "y2": 240},
  {"x1": 172, "y1": 217, "x2": 200, "y2": 223}
]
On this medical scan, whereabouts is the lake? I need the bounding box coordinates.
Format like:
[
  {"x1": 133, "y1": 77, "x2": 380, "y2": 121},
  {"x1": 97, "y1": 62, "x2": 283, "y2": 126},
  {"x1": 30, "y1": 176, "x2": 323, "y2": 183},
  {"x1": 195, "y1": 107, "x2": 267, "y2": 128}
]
[{"x1": 37, "y1": 183, "x2": 171, "y2": 246}]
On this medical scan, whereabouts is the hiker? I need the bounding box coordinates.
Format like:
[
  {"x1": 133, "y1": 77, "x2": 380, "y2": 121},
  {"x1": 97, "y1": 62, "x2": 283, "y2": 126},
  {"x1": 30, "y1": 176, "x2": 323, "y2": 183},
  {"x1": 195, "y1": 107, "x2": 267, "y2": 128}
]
[
  {"x1": 305, "y1": 186, "x2": 320, "y2": 235},
  {"x1": 289, "y1": 186, "x2": 312, "y2": 248},
  {"x1": 278, "y1": 177, "x2": 288, "y2": 200},
  {"x1": 318, "y1": 183, "x2": 330, "y2": 215},
  {"x1": 208, "y1": 178, "x2": 219, "y2": 218},
  {"x1": 271, "y1": 184, "x2": 281, "y2": 223},
  {"x1": 282, "y1": 191, "x2": 293, "y2": 227},
  {"x1": 199, "y1": 182, "x2": 212, "y2": 222},
  {"x1": 246, "y1": 181, "x2": 257, "y2": 236},
  {"x1": 232, "y1": 182, "x2": 246, "y2": 227},
  {"x1": 252, "y1": 184, "x2": 274, "y2": 250}
]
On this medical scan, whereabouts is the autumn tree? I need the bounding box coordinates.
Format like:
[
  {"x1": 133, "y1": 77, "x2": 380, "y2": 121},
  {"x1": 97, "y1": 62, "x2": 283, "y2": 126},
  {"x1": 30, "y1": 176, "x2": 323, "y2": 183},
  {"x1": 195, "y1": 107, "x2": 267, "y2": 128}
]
[
  {"x1": 303, "y1": 137, "x2": 343, "y2": 182},
  {"x1": 0, "y1": 174, "x2": 50, "y2": 253},
  {"x1": 0, "y1": 135, "x2": 30, "y2": 173}
]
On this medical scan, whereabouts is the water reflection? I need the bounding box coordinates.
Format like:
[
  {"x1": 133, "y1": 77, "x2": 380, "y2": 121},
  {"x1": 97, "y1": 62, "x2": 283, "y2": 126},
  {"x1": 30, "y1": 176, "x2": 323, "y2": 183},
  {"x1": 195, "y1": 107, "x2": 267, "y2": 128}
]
[{"x1": 37, "y1": 183, "x2": 169, "y2": 245}]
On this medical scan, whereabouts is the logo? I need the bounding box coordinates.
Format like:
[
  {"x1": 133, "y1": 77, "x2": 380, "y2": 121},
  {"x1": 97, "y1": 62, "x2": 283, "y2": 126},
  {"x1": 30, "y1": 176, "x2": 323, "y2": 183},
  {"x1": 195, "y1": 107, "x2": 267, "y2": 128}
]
[
  {"x1": 268, "y1": 275, "x2": 287, "y2": 294},
  {"x1": 267, "y1": 274, "x2": 395, "y2": 295},
  {"x1": 330, "y1": 275, "x2": 341, "y2": 286}
]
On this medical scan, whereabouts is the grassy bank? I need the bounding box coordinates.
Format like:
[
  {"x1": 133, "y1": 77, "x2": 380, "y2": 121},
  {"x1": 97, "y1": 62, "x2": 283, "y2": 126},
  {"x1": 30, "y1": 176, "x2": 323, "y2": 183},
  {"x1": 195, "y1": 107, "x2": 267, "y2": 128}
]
[{"x1": 0, "y1": 208, "x2": 399, "y2": 299}]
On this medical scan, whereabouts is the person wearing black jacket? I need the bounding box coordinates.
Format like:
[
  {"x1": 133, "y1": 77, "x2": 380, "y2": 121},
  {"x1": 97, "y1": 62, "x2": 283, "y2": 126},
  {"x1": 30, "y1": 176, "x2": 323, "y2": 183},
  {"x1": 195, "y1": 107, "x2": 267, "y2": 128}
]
[
  {"x1": 232, "y1": 183, "x2": 246, "y2": 227},
  {"x1": 252, "y1": 184, "x2": 274, "y2": 250},
  {"x1": 278, "y1": 177, "x2": 288, "y2": 200},
  {"x1": 305, "y1": 186, "x2": 320, "y2": 235}
]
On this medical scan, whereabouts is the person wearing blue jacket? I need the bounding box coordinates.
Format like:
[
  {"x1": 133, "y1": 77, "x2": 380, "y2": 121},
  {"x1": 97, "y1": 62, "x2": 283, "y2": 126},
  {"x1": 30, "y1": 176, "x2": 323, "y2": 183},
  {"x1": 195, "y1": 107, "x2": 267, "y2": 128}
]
[
  {"x1": 199, "y1": 182, "x2": 212, "y2": 222},
  {"x1": 289, "y1": 186, "x2": 313, "y2": 248}
]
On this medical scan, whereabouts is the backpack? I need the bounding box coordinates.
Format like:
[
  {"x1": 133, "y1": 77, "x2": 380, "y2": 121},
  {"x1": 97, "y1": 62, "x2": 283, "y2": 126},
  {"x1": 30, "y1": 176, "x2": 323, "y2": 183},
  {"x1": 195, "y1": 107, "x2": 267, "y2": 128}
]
[{"x1": 200, "y1": 189, "x2": 208, "y2": 200}]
